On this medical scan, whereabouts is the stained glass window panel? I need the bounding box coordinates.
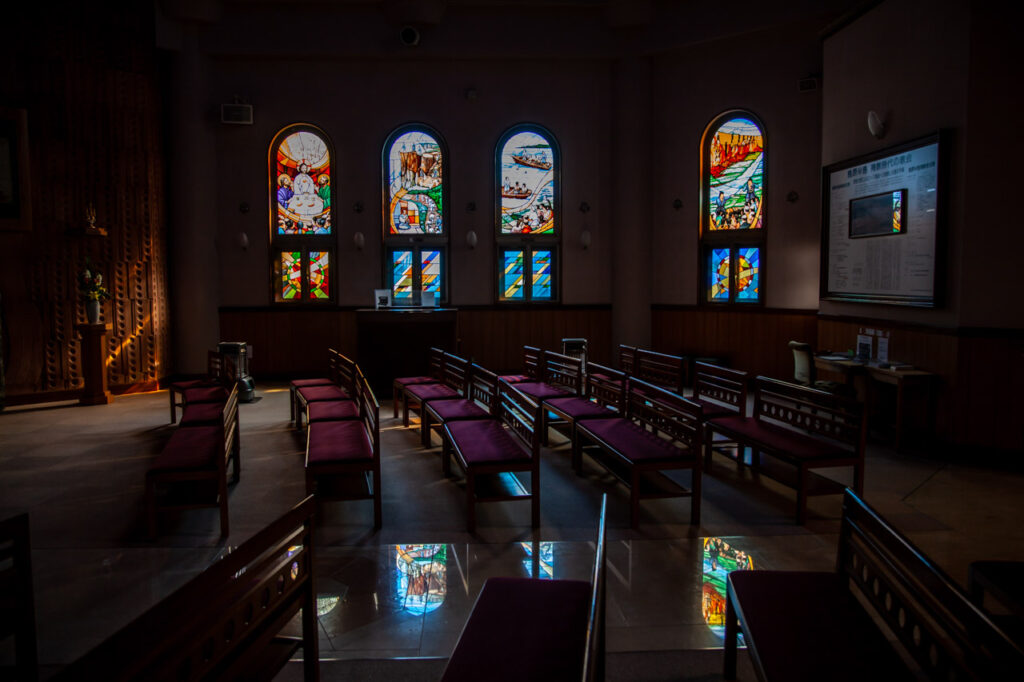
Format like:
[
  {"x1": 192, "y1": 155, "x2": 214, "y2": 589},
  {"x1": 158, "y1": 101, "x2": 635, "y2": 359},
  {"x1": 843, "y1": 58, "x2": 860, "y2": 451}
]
[
  {"x1": 709, "y1": 249, "x2": 730, "y2": 301},
  {"x1": 736, "y1": 247, "x2": 760, "y2": 302},
  {"x1": 308, "y1": 251, "x2": 329, "y2": 300},
  {"x1": 500, "y1": 131, "x2": 555, "y2": 235},
  {"x1": 276, "y1": 130, "x2": 331, "y2": 235},
  {"x1": 388, "y1": 131, "x2": 444, "y2": 235},
  {"x1": 392, "y1": 250, "x2": 414, "y2": 301},
  {"x1": 395, "y1": 545, "x2": 447, "y2": 615},
  {"x1": 502, "y1": 251, "x2": 525, "y2": 300},
  {"x1": 708, "y1": 118, "x2": 763, "y2": 232},
  {"x1": 531, "y1": 250, "x2": 552, "y2": 299},
  {"x1": 421, "y1": 250, "x2": 441, "y2": 295},
  {"x1": 702, "y1": 538, "x2": 754, "y2": 642},
  {"x1": 280, "y1": 251, "x2": 302, "y2": 300}
]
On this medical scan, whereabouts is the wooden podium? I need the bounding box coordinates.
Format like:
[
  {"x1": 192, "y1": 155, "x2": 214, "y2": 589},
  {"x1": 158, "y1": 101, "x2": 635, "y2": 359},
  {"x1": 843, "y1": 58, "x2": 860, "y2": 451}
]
[{"x1": 77, "y1": 323, "x2": 112, "y2": 405}]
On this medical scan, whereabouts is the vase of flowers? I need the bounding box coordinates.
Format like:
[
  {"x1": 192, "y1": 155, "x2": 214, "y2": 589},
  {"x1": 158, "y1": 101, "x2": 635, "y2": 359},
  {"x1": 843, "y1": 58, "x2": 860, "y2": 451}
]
[{"x1": 79, "y1": 263, "x2": 110, "y2": 324}]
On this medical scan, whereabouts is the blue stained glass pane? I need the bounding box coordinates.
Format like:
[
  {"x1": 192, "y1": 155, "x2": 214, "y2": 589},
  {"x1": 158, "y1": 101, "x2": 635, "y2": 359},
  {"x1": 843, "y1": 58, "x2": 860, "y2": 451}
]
[
  {"x1": 421, "y1": 250, "x2": 441, "y2": 294},
  {"x1": 709, "y1": 249, "x2": 730, "y2": 301},
  {"x1": 531, "y1": 250, "x2": 552, "y2": 299},
  {"x1": 502, "y1": 251, "x2": 524, "y2": 300},
  {"x1": 392, "y1": 250, "x2": 414, "y2": 300},
  {"x1": 736, "y1": 247, "x2": 760, "y2": 301}
]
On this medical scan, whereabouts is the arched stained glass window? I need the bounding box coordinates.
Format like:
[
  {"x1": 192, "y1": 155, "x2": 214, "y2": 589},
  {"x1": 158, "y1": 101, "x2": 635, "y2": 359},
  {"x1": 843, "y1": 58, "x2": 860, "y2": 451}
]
[
  {"x1": 496, "y1": 124, "x2": 560, "y2": 303},
  {"x1": 269, "y1": 123, "x2": 336, "y2": 303},
  {"x1": 382, "y1": 124, "x2": 448, "y2": 305},
  {"x1": 701, "y1": 112, "x2": 764, "y2": 304}
]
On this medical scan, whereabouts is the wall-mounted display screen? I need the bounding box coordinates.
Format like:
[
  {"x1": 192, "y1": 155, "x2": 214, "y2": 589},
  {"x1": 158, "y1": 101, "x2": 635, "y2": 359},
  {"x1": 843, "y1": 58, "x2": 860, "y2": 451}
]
[{"x1": 849, "y1": 189, "x2": 906, "y2": 238}]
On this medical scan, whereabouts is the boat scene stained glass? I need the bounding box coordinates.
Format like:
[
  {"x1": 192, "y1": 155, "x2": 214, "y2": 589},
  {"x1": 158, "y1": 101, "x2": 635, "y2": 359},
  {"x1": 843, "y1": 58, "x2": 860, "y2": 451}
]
[
  {"x1": 708, "y1": 118, "x2": 763, "y2": 232},
  {"x1": 500, "y1": 131, "x2": 555, "y2": 235},
  {"x1": 275, "y1": 130, "x2": 331, "y2": 235},
  {"x1": 387, "y1": 131, "x2": 444, "y2": 235}
]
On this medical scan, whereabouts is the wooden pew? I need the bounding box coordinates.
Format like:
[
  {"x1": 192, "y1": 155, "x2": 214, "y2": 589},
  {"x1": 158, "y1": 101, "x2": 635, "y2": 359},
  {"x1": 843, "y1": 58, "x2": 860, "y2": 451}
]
[
  {"x1": 499, "y1": 345, "x2": 542, "y2": 384},
  {"x1": 633, "y1": 347, "x2": 687, "y2": 395},
  {"x1": 168, "y1": 350, "x2": 225, "y2": 423},
  {"x1": 543, "y1": 361, "x2": 625, "y2": 451},
  {"x1": 0, "y1": 513, "x2": 38, "y2": 682},
  {"x1": 293, "y1": 350, "x2": 356, "y2": 428},
  {"x1": 54, "y1": 496, "x2": 320, "y2": 682},
  {"x1": 288, "y1": 347, "x2": 338, "y2": 422},
  {"x1": 146, "y1": 383, "x2": 240, "y2": 538},
  {"x1": 574, "y1": 377, "x2": 703, "y2": 528},
  {"x1": 402, "y1": 351, "x2": 466, "y2": 428},
  {"x1": 392, "y1": 346, "x2": 446, "y2": 418},
  {"x1": 441, "y1": 495, "x2": 607, "y2": 681},
  {"x1": 705, "y1": 376, "x2": 864, "y2": 524},
  {"x1": 724, "y1": 489, "x2": 1024, "y2": 681},
  {"x1": 421, "y1": 362, "x2": 498, "y2": 448}
]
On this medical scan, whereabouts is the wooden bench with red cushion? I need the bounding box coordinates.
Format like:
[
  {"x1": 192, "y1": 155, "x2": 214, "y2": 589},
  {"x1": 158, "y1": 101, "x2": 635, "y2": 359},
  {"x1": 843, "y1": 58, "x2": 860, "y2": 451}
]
[
  {"x1": 543, "y1": 361, "x2": 625, "y2": 450},
  {"x1": 305, "y1": 370, "x2": 381, "y2": 528},
  {"x1": 402, "y1": 350, "x2": 467, "y2": 428},
  {"x1": 498, "y1": 344, "x2": 542, "y2": 384},
  {"x1": 294, "y1": 350, "x2": 357, "y2": 429},
  {"x1": 146, "y1": 383, "x2": 240, "y2": 538},
  {"x1": 54, "y1": 496, "x2": 320, "y2": 682},
  {"x1": 287, "y1": 347, "x2": 340, "y2": 422},
  {"x1": 724, "y1": 489, "x2": 1024, "y2": 681},
  {"x1": 705, "y1": 376, "x2": 864, "y2": 524},
  {"x1": 421, "y1": 362, "x2": 498, "y2": 448},
  {"x1": 574, "y1": 377, "x2": 703, "y2": 528},
  {"x1": 441, "y1": 495, "x2": 607, "y2": 682},
  {"x1": 442, "y1": 380, "x2": 542, "y2": 533},
  {"x1": 168, "y1": 349, "x2": 224, "y2": 423},
  {"x1": 392, "y1": 346, "x2": 446, "y2": 418}
]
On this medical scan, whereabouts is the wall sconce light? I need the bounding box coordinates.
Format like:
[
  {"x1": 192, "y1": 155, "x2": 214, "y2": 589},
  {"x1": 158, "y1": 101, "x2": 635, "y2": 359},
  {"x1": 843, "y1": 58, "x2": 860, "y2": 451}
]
[
  {"x1": 786, "y1": 190, "x2": 799, "y2": 203},
  {"x1": 353, "y1": 201, "x2": 364, "y2": 214},
  {"x1": 672, "y1": 198, "x2": 683, "y2": 211},
  {"x1": 466, "y1": 201, "x2": 476, "y2": 212},
  {"x1": 235, "y1": 231, "x2": 249, "y2": 251},
  {"x1": 867, "y1": 110, "x2": 886, "y2": 139},
  {"x1": 466, "y1": 230, "x2": 478, "y2": 250},
  {"x1": 579, "y1": 201, "x2": 591, "y2": 214},
  {"x1": 353, "y1": 231, "x2": 365, "y2": 250},
  {"x1": 580, "y1": 229, "x2": 592, "y2": 250}
]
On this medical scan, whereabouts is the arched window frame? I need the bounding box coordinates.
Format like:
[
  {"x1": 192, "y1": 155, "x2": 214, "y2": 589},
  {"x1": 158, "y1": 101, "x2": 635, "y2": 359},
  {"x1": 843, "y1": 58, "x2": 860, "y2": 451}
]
[
  {"x1": 382, "y1": 123, "x2": 450, "y2": 306},
  {"x1": 268, "y1": 122, "x2": 336, "y2": 303},
  {"x1": 699, "y1": 110, "x2": 765, "y2": 306},
  {"x1": 494, "y1": 123, "x2": 561, "y2": 304}
]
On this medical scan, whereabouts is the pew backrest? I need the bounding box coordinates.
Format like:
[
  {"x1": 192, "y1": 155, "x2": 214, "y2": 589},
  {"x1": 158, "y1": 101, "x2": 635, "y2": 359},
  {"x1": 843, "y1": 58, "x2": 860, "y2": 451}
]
[
  {"x1": 753, "y1": 376, "x2": 863, "y2": 453},
  {"x1": 467, "y1": 363, "x2": 499, "y2": 416},
  {"x1": 331, "y1": 350, "x2": 359, "y2": 396},
  {"x1": 582, "y1": 495, "x2": 607, "y2": 682},
  {"x1": 442, "y1": 352, "x2": 472, "y2": 394},
  {"x1": 693, "y1": 361, "x2": 747, "y2": 417},
  {"x1": 357, "y1": 369, "x2": 380, "y2": 459},
  {"x1": 626, "y1": 377, "x2": 703, "y2": 452},
  {"x1": 522, "y1": 345, "x2": 543, "y2": 379},
  {"x1": 618, "y1": 345, "x2": 637, "y2": 374},
  {"x1": 498, "y1": 379, "x2": 542, "y2": 456},
  {"x1": 585, "y1": 361, "x2": 626, "y2": 411},
  {"x1": 633, "y1": 348, "x2": 686, "y2": 395},
  {"x1": 542, "y1": 350, "x2": 584, "y2": 396}
]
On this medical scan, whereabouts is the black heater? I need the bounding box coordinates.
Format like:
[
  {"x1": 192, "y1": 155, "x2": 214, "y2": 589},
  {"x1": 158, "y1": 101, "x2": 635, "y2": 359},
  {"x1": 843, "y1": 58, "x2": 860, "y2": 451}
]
[{"x1": 218, "y1": 341, "x2": 255, "y2": 402}]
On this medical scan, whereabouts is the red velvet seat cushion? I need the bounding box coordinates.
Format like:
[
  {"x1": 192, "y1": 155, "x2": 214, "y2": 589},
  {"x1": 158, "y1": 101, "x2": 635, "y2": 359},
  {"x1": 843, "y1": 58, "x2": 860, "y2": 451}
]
[
  {"x1": 577, "y1": 418, "x2": 691, "y2": 463},
  {"x1": 707, "y1": 415, "x2": 850, "y2": 460},
  {"x1": 150, "y1": 426, "x2": 221, "y2": 472},
  {"x1": 407, "y1": 383, "x2": 460, "y2": 401},
  {"x1": 446, "y1": 420, "x2": 529, "y2": 465},
  {"x1": 307, "y1": 399, "x2": 359, "y2": 423},
  {"x1": 513, "y1": 382, "x2": 569, "y2": 401},
  {"x1": 393, "y1": 375, "x2": 436, "y2": 387},
  {"x1": 441, "y1": 577, "x2": 590, "y2": 682},
  {"x1": 179, "y1": 402, "x2": 223, "y2": 426},
  {"x1": 428, "y1": 399, "x2": 489, "y2": 421},
  {"x1": 182, "y1": 386, "x2": 228, "y2": 404},
  {"x1": 290, "y1": 377, "x2": 333, "y2": 389},
  {"x1": 297, "y1": 384, "x2": 350, "y2": 403},
  {"x1": 544, "y1": 396, "x2": 617, "y2": 420},
  {"x1": 307, "y1": 420, "x2": 372, "y2": 465},
  {"x1": 499, "y1": 374, "x2": 531, "y2": 384}
]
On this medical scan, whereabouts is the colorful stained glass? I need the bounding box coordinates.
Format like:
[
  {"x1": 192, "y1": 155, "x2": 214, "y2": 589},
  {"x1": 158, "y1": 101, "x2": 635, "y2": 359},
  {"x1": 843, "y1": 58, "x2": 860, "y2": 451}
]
[
  {"x1": 532, "y1": 250, "x2": 552, "y2": 299},
  {"x1": 388, "y1": 131, "x2": 443, "y2": 235},
  {"x1": 500, "y1": 130, "x2": 555, "y2": 235},
  {"x1": 736, "y1": 247, "x2": 760, "y2": 301},
  {"x1": 275, "y1": 129, "x2": 331, "y2": 235},
  {"x1": 421, "y1": 250, "x2": 441, "y2": 295},
  {"x1": 521, "y1": 541, "x2": 554, "y2": 579},
  {"x1": 702, "y1": 538, "x2": 754, "y2": 641},
  {"x1": 308, "y1": 251, "x2": 329, "y2": 299},
  {"x1": 502, "y1": 250, "x2": 525, "y2": 300},
  {"x1": 395, "y1": 544, "x2": 446, "y2": 615},
  {"x1": 391, "y1": 250, "x2": 414, "y2": 301},
  {"x1": 708, "y1": 118, "x2": 763, "y2": 232},
  {"x1": 709, "y1": 248, "x2": 730, "y2": 301},
  {"x1": 280, "y1": 251, "x2": 301, "y2": 300}
]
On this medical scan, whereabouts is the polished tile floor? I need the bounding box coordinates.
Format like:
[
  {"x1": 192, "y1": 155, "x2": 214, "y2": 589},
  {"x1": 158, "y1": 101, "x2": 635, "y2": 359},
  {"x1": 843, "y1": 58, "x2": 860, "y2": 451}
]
[{"x1": 2, "y1": 384, "x2": 1023, "y2": 676}]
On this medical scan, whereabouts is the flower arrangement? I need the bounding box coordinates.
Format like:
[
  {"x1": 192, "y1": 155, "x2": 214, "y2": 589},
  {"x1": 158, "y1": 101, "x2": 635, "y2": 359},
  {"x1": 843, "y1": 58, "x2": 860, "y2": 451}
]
[{"x1": 79, "y1": 262, "x2": 110, "y2": 302}]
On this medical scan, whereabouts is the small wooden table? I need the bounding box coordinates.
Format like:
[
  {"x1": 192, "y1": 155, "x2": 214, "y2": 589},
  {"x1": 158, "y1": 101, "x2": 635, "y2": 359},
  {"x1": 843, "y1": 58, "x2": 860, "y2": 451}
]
[{"x1": 77, "y1": 323, "x2": 112, "y2": 405}]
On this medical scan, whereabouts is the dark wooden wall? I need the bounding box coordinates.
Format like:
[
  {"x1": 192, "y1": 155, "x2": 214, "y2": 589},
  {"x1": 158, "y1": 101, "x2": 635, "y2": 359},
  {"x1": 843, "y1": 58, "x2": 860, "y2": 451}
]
[{"x1": 0, "y1": 5, "x2": 168, "y2": 404}]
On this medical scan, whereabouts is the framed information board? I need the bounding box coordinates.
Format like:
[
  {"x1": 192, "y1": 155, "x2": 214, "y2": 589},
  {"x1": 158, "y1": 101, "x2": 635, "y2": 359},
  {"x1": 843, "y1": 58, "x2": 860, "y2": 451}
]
[{"x1": 821, "y1": 132, "x2": 945, "y2": 307}]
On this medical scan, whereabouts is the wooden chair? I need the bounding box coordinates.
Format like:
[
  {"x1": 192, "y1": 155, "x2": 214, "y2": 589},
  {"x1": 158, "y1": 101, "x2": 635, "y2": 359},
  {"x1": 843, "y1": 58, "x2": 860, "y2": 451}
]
[
  {"x1": 788, "y1": 340, "x2": 854, "y2": 396},
  {"x1": 392, "y1": 347, "x2": 447, "y2": 418},
  {"x1": 168, "y1": 350, "x2": 223, "y2": 423},
  {"x1": 0, "y1": 513, "x2": 38, "y2": 682}
]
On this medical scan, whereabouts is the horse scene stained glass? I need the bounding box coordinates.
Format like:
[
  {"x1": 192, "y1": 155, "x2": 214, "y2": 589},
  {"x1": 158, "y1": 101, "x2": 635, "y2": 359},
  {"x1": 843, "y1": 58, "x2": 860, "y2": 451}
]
[
  {"x1": 275, "y1": 130, "x2": 331, "y2": 235},
  {"x1": 308, "y1": 251, "x2": 329, "y2": 299},
  {"x1": 709, "y1": 248, "x2": 730, "y2": 301},
  {"x1": 421, "y1": 250, "x2": 441, "y2": 295},
  {"x1": 388, "y1": 131, "x2": 444, "y2": 235},
  {"x1": 279, "y1": 251, "x2": 302, "y2": 300},
  {"x1": 500, "y1": 131, "x2": 555, "y2": 235},
  {"x1": 391, "y1": 250, "x2": 414, "y2": 301},
  {"x1": 502, "y1": 250, "x2": 525, "y2": 300},
  {"x1": 708, "y1": 118, "x2": 763, "y2": 232},
  {"x1": 736, "y1": 247, "x2": 760, "y2": 301},
  {"x1": 531, "y1": 250, "x2": 552, "y2": 299}
]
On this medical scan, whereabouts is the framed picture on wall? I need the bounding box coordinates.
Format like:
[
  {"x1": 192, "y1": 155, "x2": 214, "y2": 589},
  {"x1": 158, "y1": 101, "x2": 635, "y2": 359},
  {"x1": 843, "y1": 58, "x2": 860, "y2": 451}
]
[{"x1": 0, "y1": 107, "x2": 32, "y2": 232}]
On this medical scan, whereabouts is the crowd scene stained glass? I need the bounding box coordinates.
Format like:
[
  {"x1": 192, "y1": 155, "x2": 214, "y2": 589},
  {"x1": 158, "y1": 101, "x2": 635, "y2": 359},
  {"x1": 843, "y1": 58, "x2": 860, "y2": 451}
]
[
  {"x1": 280, "y1": 251, "x2": 302, "y2": 300},
  {"x1": 502, "y1": 250, "x2": 525, "y2": 300},
  {"x1": 702, "y1": 538, "x2": 753, "y2": 641},
  {"x1": 708, "y1": 118, "x2": 763, "y2": 232},
  {"x1": 709, "y1": 248, "x2": 730, "y2": 301},
  {"x1": 308, "y1": 251, "x2": 330, "y2": 300},
  {"x1": 500, "y1": 131, "x2": 555, "y2": 235},
  {"x1": 391, "y1": 250, "x2": 414, "y2": 301},
  {"x1": 735, "y1": 247, "x2": 760, "y2": 301},
  {"x1": 275, "y1": 130, "x2": 331, "y2": 235},
  {"x1": 394, "y1": 544, "x2": 447, "y2": 615},
  {"x1": 531, "y1": 250, "x2": 552, "y2": 299},
  {"x1": 387, "y1": 131, "x2": 444, "y2": 235}
]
